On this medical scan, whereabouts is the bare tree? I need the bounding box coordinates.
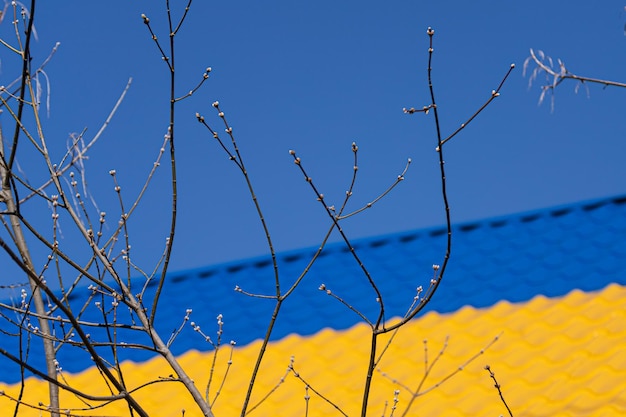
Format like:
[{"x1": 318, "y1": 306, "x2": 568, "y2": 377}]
[{"x1": 0, "y1": 2, "x2": 512, "y2": 416}]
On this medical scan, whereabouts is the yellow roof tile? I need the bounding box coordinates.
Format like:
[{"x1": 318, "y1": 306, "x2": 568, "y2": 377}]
[{"x1": 1, "y1": 284, "x2": 625, "y2": 416}]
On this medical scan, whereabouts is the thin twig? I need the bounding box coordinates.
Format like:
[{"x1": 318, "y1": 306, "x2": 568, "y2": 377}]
[
  {"x1": 20, "y1": 78, "x2": 132, "y2": 204},
  {"x1": 524, "y1": 48, "x2": 626, "y2": 110},
  {"x1": 318, "y1": 283, "x2": 373, "y2": 326},
  {"x1": 288, "y1": 361, "x2": 349, "y2": 417},
  {"x1": 439, "y1": 64, "x2": 515, "y2": 147},
  {"x1": 484, "y1": 365, "x2": 514, "y2": 417},
  {"x1": 245, "y1": 356, "x2": 293, "y2": 414},
  {"x1": 290, "y1": 150, "x2": 386, "y2": 328},
  {"x1": 337, "y1": 158, "x2": 411, "y2": 220}
]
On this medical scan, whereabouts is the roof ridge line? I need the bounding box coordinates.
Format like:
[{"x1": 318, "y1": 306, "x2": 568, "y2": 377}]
[{"x1": 178, "y1": 193, "x2": 626, "y2": 276}]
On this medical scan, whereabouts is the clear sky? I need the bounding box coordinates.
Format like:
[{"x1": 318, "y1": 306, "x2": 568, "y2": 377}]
[{"x1": 2, "y1": 1, "x2": 625, "y2": 284}]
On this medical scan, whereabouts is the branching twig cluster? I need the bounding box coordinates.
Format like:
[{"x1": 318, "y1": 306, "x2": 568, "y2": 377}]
[
  {"x1": 378, "y1": 334, "x2": 501, "y2": 416},
  {"x1": 0, "y1": 2, "x2": 220, "y2": 416},
  {"x1": 196, "y1": 25, "x2": 513, "y2": 417},
  {"x1": 0, "y1": 3, "x2": 513, "y2": 417},
  {"x1": 524, "y1": 48, "x2": 626, "y2": 111}
]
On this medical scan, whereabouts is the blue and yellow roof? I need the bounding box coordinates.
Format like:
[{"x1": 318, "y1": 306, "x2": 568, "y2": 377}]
[{"x1": 1, "y1": 195, "x2": 625, "y2": 416}]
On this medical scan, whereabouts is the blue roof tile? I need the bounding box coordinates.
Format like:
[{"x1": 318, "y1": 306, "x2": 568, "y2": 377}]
[{"x1": 2, "y1": 194, "x2": 626, "y2": 383}]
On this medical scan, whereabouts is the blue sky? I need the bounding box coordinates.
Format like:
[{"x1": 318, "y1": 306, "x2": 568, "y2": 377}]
[{"x1": 2, "y1": 1, "x2": 625, "y2": 284}]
